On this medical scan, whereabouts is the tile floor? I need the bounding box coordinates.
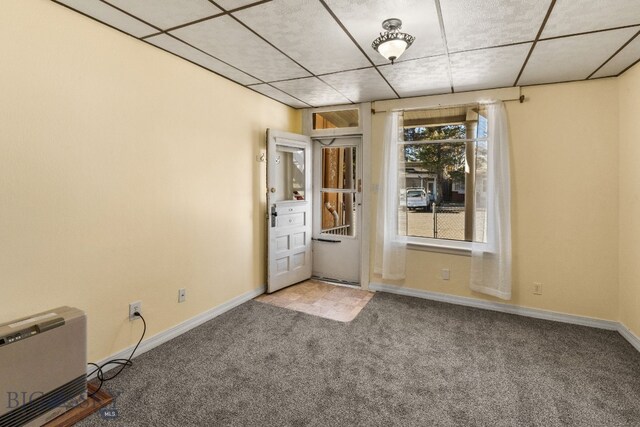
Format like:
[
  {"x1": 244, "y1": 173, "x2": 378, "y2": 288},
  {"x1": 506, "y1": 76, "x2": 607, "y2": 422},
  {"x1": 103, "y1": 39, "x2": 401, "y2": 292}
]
[{"x1": 254, "y1": 280, "x2": 374, "y2": 322}]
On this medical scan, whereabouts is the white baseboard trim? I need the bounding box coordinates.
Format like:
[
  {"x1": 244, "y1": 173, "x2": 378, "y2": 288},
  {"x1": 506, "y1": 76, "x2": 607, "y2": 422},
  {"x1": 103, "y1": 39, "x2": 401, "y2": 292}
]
[
  {"x1": 369, "y1": 282, "x2": 620, "y2": 331},
  {"x1": 88, "y1": 285, "x2": 265, "y2": 378},
  {"x1": 618, "y1": 323, "x2": 640, "y2": 353}
]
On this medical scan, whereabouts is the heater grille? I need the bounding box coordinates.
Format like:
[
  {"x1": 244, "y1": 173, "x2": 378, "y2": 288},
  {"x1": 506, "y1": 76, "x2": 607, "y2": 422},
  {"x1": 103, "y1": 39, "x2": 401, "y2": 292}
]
[
  {"x1": 0, "y1": 306, "x2": 87, "y2": 427},
  {"x1": 0, "y1": 375, "x2": 86, "y2": 427}
]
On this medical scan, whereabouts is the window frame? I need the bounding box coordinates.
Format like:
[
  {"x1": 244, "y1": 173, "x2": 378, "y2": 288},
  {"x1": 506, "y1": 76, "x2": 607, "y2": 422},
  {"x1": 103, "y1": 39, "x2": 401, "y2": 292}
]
[
  {"x1": 310, "y1": 105, "x2": 362, "y2": 136},
  {"x1": 397, "y1": 106, "x2": 490, "y2": 253}
]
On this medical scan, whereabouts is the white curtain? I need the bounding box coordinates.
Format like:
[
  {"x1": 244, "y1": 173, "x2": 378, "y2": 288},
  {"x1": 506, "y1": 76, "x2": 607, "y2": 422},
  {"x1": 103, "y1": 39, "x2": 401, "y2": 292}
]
[
  {"x1": 374, "y1": 112, "x2": 407, "y2": 280},
  {"x1": 470, "y1": 102, "x2": 512, "y2": 299}
]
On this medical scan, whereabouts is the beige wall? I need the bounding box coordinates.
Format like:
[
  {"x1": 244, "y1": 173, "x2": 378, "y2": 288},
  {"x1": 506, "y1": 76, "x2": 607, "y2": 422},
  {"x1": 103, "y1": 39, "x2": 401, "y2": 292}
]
[
  {"x1": 618, "y1": 62, "x2": 640, "y2": 337},
  {"x1": 371, "y1": 79, "x2": 620, "y2": 321},
  {"x1": 0, "y1": 1, "x2": 300, "y2": 361}
]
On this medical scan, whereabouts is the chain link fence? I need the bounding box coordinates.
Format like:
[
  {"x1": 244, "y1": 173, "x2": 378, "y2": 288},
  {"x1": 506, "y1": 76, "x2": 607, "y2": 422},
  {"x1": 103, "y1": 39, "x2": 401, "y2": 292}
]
[{"x1": 400, "y1": 203, "x2": 466, "y2": 241}]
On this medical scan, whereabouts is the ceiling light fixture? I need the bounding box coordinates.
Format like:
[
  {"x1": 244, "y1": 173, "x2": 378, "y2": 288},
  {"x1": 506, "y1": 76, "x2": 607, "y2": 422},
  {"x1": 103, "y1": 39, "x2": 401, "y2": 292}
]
[{"x1": 371, "y1": 18, "x2": 415, "y2": 64}]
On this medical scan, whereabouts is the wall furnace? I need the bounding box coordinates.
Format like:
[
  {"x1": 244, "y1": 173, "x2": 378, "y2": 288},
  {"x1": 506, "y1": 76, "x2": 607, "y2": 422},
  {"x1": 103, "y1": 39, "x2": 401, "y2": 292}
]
[{"x1": 0, "y1": 307, "x2": 87, "y2": 427}]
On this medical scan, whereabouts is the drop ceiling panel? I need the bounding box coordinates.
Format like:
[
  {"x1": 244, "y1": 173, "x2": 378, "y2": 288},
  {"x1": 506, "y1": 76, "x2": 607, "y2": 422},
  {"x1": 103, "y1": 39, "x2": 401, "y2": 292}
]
[
  {"x1": 248, "y1": 84, "x2": 310, "y2": 108},
  {"x1": 233, "y1": 0, "x2": 371, "y2": 75},
  {"x1": 378, "y1": 56, "x2": 451, "y2": 98},
  {"x1": 56, "y1": 0, "x2": 157, "y2": 37},
  {"x1": 54, "y1": 0, "x2": 640, "y2": 109},
  {"x1": 542, "y1": 0, "x2": 640, "y2": 38},
  {"x1": 324, "y1": 0, "x2": 444, "y2": 65},
  {"x1": 592, "y1": 35, "x2": 640, "y2": 78},
  {"x1": 440, "y1": 0, "x2": 551, "y2": 52},
  {"x1": 214, "y1": 0, "x2": 259, "y2": 11},
  {"x1": 450, "y1": 44, "x2": 531, "y2": 92},
  {"x1": 170, "y1": 15, "x2": 310, "y2": 82},
  {"x1": 519, "y1": 27, "x2": 638, "y2": 85},
  {"x1": 320, "y1": 68, "x2": 397, "y2": 102},
  {"x1": 272, "y1": 78, "x2": 351, "y2": 107},
  {"x1": 106, "y1": 0, "x2": 221, "y2": 30},
  {"x1": 146, "y1": 34, "x2": 260, "y2": 85}
]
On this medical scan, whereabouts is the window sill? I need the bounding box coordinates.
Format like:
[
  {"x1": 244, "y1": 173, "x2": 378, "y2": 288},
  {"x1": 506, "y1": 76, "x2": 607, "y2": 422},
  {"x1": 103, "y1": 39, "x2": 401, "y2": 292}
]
[{"x1": 406, "y1": 239, "x2": 471, "y2": 256}]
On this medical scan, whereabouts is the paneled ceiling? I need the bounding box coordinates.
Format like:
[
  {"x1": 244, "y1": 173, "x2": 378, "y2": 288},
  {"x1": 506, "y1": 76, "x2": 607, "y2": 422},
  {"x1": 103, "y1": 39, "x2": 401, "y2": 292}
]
[{"x1": 52, "y1": 0, "x2": 640, "y2": 109}]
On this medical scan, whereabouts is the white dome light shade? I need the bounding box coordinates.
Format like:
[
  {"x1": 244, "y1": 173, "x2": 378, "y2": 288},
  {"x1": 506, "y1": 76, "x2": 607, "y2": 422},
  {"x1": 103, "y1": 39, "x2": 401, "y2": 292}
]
[
  {"x1": 376, "y1": 38, "x2": 409, "y2": 63},
  {"x1": 371, "y1": 18, "x2": 415, "y2": 64}
]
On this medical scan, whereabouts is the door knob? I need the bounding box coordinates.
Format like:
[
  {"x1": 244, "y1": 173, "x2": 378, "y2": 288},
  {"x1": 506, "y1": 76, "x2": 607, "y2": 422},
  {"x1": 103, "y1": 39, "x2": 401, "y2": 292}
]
[{"x1": 270, "y1": 188, "x2": 276, "y2": 193}]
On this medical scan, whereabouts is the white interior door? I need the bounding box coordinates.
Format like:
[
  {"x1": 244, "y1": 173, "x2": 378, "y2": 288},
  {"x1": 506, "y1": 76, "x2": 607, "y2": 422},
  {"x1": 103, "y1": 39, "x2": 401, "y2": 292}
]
[
  {"x1": 267, "y1": 129, "x2": 312, "y2": 293},
  {"x1": 312, "y1": 137, "x2": 361, "y2": 284}
]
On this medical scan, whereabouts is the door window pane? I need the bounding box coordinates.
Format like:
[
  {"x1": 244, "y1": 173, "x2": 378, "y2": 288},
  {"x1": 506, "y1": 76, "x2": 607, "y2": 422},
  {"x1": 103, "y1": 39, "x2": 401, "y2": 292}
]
[
  {"x1": 274, "y1": 145, "x2": 305, "y2": 202},
  {"x1": 321, "y1": 146, "x2": 356, "y2": 190},
  {"x1": 320, "y1": 192, "x2": 356, "y2": 236}
]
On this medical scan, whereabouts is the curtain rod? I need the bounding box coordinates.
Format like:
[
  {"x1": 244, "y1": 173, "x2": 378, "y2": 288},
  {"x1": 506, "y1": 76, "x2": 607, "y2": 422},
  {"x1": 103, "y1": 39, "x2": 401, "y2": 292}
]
[
  {"x1": 371, "y1": 87, "x2": 525, "y2": 114},
  {"x1": 506, "y1": 95, "x2": 526, "y2": 103}
]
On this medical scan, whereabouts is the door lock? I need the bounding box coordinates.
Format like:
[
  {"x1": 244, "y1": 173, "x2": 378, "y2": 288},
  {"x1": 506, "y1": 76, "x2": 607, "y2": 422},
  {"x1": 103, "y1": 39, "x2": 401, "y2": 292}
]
[
  {"x1": 270, "y1": 187, "x2": 276, "y2": 193},
  {"x1": 270, "y1": 205, "x2": 278, "y2": 227}
]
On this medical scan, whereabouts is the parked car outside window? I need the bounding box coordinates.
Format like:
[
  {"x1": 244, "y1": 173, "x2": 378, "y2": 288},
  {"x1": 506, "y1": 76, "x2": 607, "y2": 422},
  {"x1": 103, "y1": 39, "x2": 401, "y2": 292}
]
[{"x1": 406, "y1": 187, "x2": 434, "y2": 211}]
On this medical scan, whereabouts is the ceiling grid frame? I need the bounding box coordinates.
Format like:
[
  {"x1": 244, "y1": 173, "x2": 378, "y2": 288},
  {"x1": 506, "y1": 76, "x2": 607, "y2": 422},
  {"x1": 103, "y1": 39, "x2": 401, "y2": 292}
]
[
  {"x1": 588, "y1": 29, "x2": 640, "y2": 79},
  {"x1": 513, "y1": 0, "x2": 556, "y2": 87},
  {"x1": 99, "y1": 0, "x2": 162, "y2": 33},
  {"x1": 317, "y1": 0, "x2": 400, "y2": 100},
  {"x1": 49, "y1": 0, "x2": 640, "y2": 108},
  {"x1": 222, "y1": 0, "x2": 359, "y2": 106},
  {"x1": 51, "y1": 0, "x2": 300, "y2": 107},
  {"x1": 433, "y1": 0, "x2": 454, "y2": 94}
]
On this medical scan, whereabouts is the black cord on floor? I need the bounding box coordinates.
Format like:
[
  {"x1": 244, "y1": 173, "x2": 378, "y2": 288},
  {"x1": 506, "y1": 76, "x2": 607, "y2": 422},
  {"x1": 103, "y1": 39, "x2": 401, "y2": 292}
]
[{"x1": 87, "y1": 312, "x2": 146, "y2": 398}]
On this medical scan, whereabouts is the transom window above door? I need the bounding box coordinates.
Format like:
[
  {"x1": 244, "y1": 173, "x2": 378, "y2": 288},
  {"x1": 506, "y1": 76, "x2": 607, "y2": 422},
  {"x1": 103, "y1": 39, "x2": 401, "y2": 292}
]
[{"x1": 313, "y1": 109, "x2": 359, "y2": 131}]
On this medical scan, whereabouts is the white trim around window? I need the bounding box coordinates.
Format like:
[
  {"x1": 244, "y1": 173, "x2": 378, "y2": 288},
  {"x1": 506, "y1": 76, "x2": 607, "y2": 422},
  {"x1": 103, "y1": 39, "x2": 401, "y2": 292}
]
[{"x1": 406, "y1": 236, "x2": 472, "y2": 256}]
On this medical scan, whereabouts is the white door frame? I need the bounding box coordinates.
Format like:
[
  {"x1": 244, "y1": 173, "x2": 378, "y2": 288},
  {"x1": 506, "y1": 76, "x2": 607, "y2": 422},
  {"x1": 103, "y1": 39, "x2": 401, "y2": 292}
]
[{"x1": 302, "y1": 103, "x2": 372, "y2": 290}]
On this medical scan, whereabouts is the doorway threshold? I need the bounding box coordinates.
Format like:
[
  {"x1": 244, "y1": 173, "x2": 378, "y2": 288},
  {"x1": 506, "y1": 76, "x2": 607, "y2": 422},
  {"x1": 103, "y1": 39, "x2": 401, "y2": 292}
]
[{"x1": 311, "y1": 276, "x2": 360, "y2": 288}]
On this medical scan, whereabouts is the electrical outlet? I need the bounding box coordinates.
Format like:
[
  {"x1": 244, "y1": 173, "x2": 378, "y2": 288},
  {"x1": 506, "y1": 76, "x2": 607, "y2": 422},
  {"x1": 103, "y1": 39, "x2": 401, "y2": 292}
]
[
  {"x1": 441, "y1": 269, "x2": 450, "y2": 280},
  {"x1": 178, "y1": 288, "x2": 186, "y2": 303},
  {"x1": 533, "y1": 282, "x2": 543, "y2": 295},
  {"x1": 129, "y1": 301, "x2": 142, "y2": 320}
]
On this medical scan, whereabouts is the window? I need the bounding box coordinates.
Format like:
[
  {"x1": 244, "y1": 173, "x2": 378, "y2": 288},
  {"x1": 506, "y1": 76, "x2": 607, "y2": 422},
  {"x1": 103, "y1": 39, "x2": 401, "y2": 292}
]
[
  {"x1": 452, "y1": 181, "x2": 465, "y2": 194},
  {"x1": 320, "y1": 146, "x2": 357, "y2": 237},
  {"x1": 274, "y1": 144, "x2": 306, "y2": 201},
  {"x1": 313, "y1": 109, "x2": 359, "y2": 130},
  {"x1": 398, "y1": 105, "x2": 488, "y2": 245}
]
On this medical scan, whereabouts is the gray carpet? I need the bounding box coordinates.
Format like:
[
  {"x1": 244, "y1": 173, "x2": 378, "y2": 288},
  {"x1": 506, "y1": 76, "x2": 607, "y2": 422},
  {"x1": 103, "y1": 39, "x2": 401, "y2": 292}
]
[{"x1": 78, "y1": 292, "x2": 640, "y2": 426}]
